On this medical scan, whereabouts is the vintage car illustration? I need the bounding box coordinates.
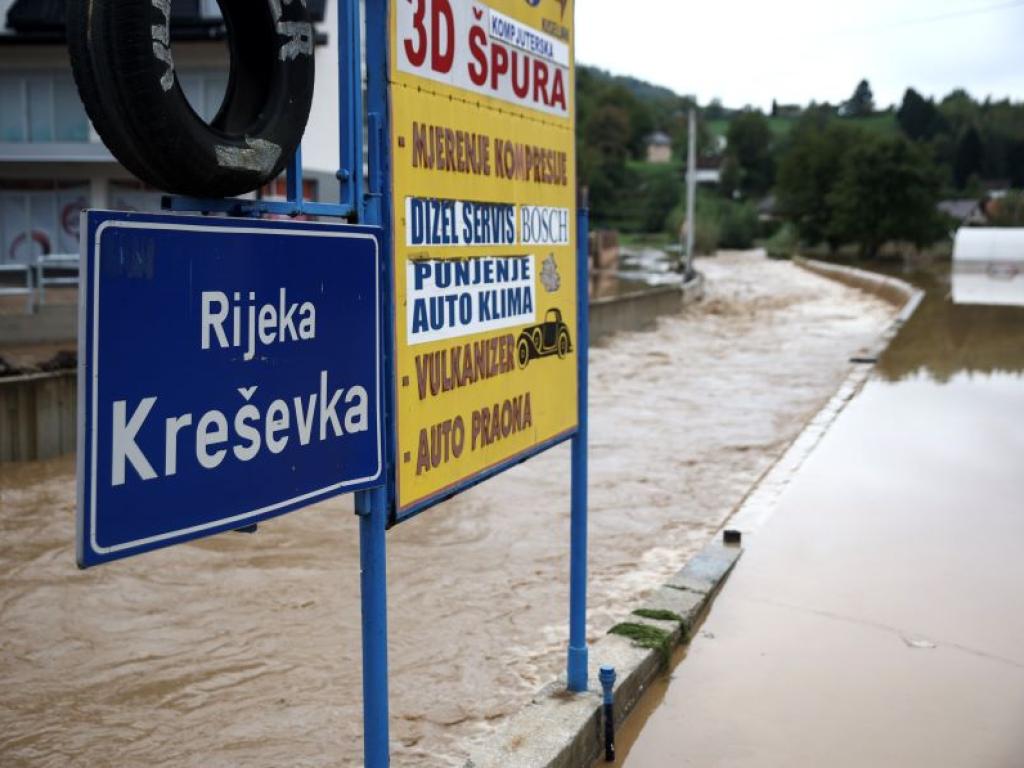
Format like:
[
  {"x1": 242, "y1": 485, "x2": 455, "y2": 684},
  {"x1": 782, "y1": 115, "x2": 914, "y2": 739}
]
[{"x1": 517, "y1": 308, "x2": 573, "y2": 368}]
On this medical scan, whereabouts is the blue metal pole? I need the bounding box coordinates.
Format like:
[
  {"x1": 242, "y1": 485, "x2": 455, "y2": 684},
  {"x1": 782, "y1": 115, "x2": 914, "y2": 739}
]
[
  {"x1": 356, "y1": 487, "x2": 390, "y2": 767},
  {"x1": 357, "y1": 2, "x2": 392, "y2": 765},
  {"x1": 286, "y1": 145, "x2": 303, "y2": 204},
  {"x1": 568, "y1": 206, "x2": 590, "y2": 692}
]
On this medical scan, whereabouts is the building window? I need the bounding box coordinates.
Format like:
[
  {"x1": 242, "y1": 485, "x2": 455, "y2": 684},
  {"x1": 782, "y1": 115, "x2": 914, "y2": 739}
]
[
  {"x1": 0, "y1": 73, "x2": 90, "y2": 143},
  {"x1": 0, "y1": 181, "x2": 89, "y2": 264},
  {"x1": 109, "y1": 181, "x2": 166, "y2": 216}
]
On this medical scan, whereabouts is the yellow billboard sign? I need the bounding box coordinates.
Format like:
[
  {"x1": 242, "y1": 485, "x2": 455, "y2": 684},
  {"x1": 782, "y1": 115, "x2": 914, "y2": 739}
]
[{"x1": 388, "y1": 0, "x2": 577, "y2": 514}]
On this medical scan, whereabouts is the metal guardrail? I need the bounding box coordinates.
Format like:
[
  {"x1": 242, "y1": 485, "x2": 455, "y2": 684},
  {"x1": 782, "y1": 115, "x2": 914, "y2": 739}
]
[
  {"x1": 0, "y1": 255, "x2": 80, "y2": 313},
  {"x1": 0, "y1": 263, "x2": 35, "y2": 313},
  {"x1": 35, "y1": 254, "x2": 80, "y2": 306}
]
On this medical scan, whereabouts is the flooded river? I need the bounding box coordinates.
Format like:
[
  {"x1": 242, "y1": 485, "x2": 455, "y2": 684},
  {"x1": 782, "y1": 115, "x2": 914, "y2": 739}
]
[
  {"x1": 0, "y1": 252, "x2": 895, "y2": 767},
  {"x1": 616, "y1": 258, "x2": 1024, "y2": 767}
]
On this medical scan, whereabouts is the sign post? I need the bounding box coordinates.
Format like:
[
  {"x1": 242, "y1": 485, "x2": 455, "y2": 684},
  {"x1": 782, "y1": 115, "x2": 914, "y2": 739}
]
[{"x1": 568, "y1": 204, "x2": 589, "y2": 692}]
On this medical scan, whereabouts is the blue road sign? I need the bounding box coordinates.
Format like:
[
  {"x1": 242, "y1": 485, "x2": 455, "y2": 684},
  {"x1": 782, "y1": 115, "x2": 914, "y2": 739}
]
[{"x1": 76, "y1": 211, "x2": 383, "y2": 568}]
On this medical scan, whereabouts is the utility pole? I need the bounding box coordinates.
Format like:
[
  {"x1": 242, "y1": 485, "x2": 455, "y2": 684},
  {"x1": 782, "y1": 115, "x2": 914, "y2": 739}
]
[{"x1": 684, "y1": 107, "x2": 697, "y2": 279}]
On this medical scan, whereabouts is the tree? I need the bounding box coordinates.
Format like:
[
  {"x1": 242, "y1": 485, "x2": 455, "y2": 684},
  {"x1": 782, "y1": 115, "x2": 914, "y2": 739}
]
[
  {"x1": 668, "y1": 107, "x2": 712, "y2": 163},
  {"x1": 704, "y1": 98, "x2": 727, "y2": 120},
  {"x1": 776, "y1": 112, "x2": 857, "y2": 250},
  {"x1": 988, "y1": 191, "x2": 1024, "y2": 226},
  {"x1": 827, "y1": 136, "x2": 944, "y2": 258},
  {"x1": 1008, "y1": 141, "x2": 1024, "y2": 188},
  {"x1": 725, "y1": 110, "x2": 774, "y2": 197},
  {"x1": 580, "y1": 104, "x2": 630, "y2": 221},
  {"x1": 897, "y1": 88, "x2": 945, "y2": 141},
  {"x1": 953, "y1": 126, "x2": 984, "y2": 189},
  {"x1": 718, "y1": 154, "x2": 741, "y2": 198},
  {"x1": 844, "y1": 79, "x2": 875, "y2": 117},
  {"x1": 639, "y1": 167, "x2": 683, "y2": 232},
  {"x1": 939, "y1": 89, "x2": 980, "y2": 137}
]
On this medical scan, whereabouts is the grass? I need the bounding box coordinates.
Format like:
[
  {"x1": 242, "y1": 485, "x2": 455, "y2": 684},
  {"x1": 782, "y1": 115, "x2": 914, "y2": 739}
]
[
  {"x1": 617, "y1": 232, "x2": 674, "y2": 247},
  {"x1": 626, "y1": 158, "x2": 683, "y2": 174},
  {"x1": 609, "y1": 622, "x2": 675, "y2": 665},
  {"x1": 632, "y1": 608, "x2": 684, "y2": 623}
]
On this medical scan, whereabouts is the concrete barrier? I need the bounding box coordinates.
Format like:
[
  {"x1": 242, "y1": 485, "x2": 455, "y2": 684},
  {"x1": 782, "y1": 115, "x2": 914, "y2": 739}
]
[
  {"x1": 0, "y1": 304, "x2": 77, "y2": 345},
  {"x1": 0, "y1": 371, "x2": 76, "y2": 463},
  {"x1": 590, "y1": 273, "x2": 705, "y2": 344}
]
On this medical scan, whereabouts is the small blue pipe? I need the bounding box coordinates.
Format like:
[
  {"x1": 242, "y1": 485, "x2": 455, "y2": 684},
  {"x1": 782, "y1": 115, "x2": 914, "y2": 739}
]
[
  {"x1": 600, "y1": 665, "x2": 617, "y2": 762},
  {"x1": 567, "y1": 205, "x2": 590, "y2": 693},
  {"x1": 600, "y1": 665, "x2": 616, "y2": 705},
  {"x1": 163, "y1": 196, "x2": 354, "y2": 218},
  {"x1": 286, "y1": 145, "x2": 303, "y2": 204}
]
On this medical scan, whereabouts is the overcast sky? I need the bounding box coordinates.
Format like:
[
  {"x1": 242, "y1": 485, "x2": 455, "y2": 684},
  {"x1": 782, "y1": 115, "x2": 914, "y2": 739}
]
[{"x1": 575, "y1": 0, "x2": 1024, "y2": 110}]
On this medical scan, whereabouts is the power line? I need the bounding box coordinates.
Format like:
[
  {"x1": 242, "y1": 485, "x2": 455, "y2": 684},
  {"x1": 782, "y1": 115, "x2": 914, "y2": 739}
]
[{"x1": 848, "y1": 0, "x2": 1024, "y2": 33}]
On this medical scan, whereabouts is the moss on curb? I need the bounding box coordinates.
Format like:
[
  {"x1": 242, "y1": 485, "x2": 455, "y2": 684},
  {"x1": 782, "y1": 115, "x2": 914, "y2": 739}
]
[
  {"x1": 632, "y1": 608, "x2": 683, "y2": 623},
  {"x1": 609, "y1": 622, "x2": 674, "y2": 665}
]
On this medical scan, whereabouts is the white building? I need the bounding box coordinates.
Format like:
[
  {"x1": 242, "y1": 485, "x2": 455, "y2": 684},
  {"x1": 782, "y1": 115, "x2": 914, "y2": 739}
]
[{"x1": 0, "y1": 0, "x2": 343, "y2": 266}]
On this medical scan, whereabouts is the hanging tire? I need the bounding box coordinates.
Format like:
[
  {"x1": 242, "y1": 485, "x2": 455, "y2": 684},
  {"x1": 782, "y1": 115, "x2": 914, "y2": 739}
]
[{"x1": 67, "y1": 0, "x2": 316, "y2": 198}]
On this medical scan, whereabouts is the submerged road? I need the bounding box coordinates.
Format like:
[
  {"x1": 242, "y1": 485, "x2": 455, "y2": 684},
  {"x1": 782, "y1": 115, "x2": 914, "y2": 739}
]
[
  {"x1": 619, "y1": 263, "x2": 1024, "y2": 767},
  {"x1": 0, "y1": 251, "x2": 895, "y2": 767}
]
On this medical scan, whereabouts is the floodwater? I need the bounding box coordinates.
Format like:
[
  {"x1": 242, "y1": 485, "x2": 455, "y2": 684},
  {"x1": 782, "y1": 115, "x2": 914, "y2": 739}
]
[
  {"x1": 616, "y1": 260, "x2": 1024, "y2": 767},
  {"x1": 0, "y1": 252, "x2": 895, "y2": 767}
]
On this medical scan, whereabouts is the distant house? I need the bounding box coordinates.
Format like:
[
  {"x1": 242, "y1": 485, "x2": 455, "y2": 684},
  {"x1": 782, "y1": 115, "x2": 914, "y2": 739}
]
[
  {"x1": 937, "y1": 199, "x2": 987, "y2": 227},
  {"x1": 693, "y1": 156, "x2": 721, "y2": 185},
  {"x1": 756, "y1": 194, "x2": 778, "y2": 221},
  {"x1": 770, "y1": 101, "x2": 801, "y2": 118},
  {"x1": 645, "y1": 132, "x2": 673, "y2": 164}
]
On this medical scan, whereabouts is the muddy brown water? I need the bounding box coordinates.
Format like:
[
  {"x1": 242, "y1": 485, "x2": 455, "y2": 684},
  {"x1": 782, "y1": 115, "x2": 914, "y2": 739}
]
[
  {"x1": 0, "y1": 252, "x2": 895, "y2": 767},
  {"x1": 615, "y1": 259, "x2": 1024, "y2": 767}
]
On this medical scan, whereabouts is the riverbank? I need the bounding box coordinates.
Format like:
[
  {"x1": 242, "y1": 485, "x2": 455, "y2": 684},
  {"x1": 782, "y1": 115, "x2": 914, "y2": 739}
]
[{"x1": 0, "y1": 251, "x2": 897, "y2": 767}]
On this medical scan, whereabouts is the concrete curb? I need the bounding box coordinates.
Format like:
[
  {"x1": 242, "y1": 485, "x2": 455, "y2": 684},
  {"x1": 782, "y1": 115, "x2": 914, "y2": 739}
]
[
  {"x1": 464, "y1": 540, "x2": 741, "y2": 768},
  {"x1": 793, "y1": 257, "x2": 924, "y2": 362},
  {"x1": 466, "y1": 258, "x2": 925, "y2": 768}
]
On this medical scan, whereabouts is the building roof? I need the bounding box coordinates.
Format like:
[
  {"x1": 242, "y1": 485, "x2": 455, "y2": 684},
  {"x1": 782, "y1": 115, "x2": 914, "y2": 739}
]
[
  {"x1": 4, "y1": 0, "x2": 327, "y2": 42},
  {"x1": 646, "y1": 131, "x2": 672, "y2": 147},
  {"x1": 938, "y1": 199, "x2": 985, "y2": 224}
]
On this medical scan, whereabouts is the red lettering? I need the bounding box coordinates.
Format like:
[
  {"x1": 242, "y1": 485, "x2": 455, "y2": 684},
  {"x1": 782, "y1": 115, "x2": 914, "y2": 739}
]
[
  {"x1": 468, "y1": 26, "x2": 487, "y2": 86},
  {"x1": 491, "y1": 42, "x2": 509, "y2": 91},
  {"x1": 511, "y1": 51, "x2": 530, "y2": 99},
  {"x1": 431, "y1": 0, "x2": 454, "y2": 73},
  {"x1": 550, "y1": 68, "x2": 566, "y2": 111},
  {"x1": 533, "y1": 59, "x2": 550, "y2": 105},
  {"x1": 404, "y1": 0, "x2": 427, "y2": 66}
]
